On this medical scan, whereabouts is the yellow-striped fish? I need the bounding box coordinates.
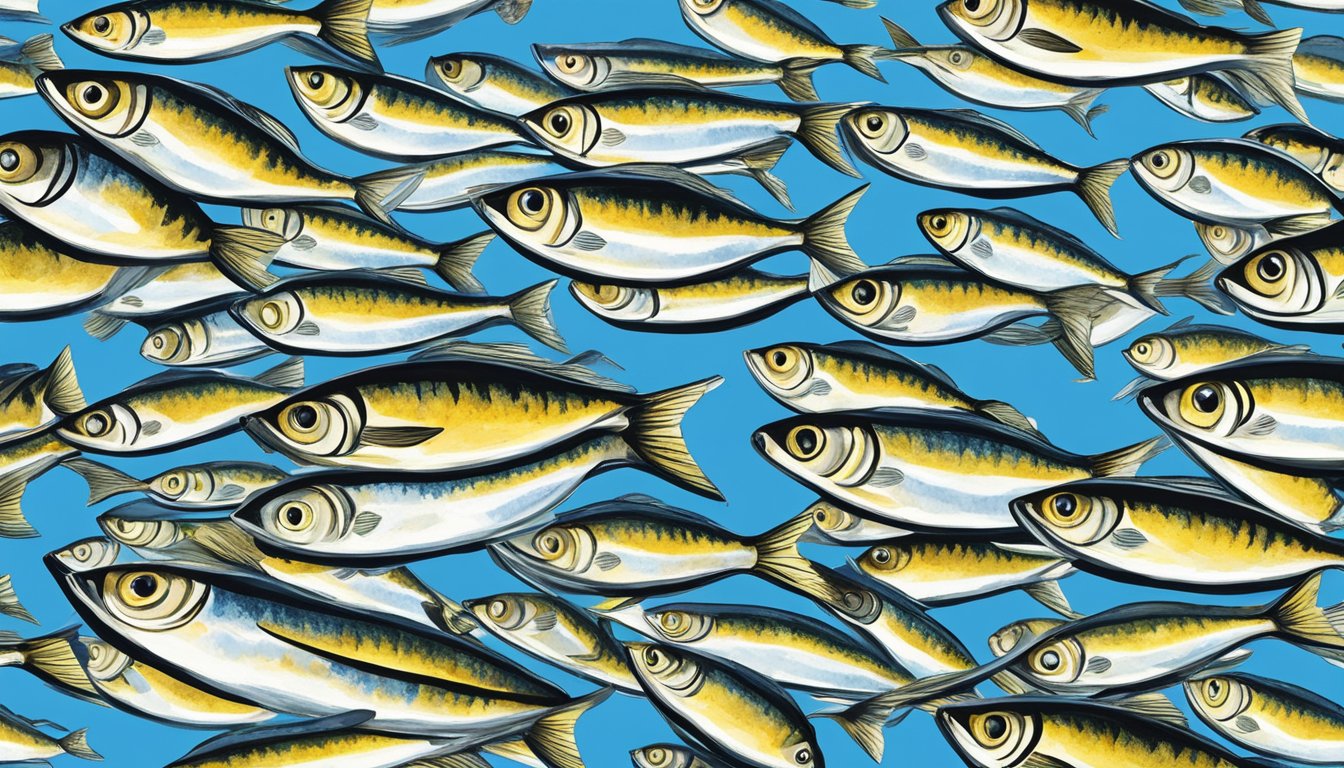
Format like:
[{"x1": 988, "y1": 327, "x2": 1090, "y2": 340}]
[
  {"x1": 1145, "y1": 74, "x2": 1259, "y2": 123},
  {"x1": 1294, "y1": 36, "x2": 1344, "y2": 104},
  {"x1": 1195, "y1": 221, "x2": 1275, "y2": 265},
  {"x1": 427, "y1": 51, "x2": 573, "y2": 115},
  {"x1": 87, "y1": 262, "x2": 246, "y2": 338},
  {"x1": 130, "y1": 302, "x2": 276, "y2": 368},
  {"x1": 1244, "y1": 123, "x2": 1344, "y2": 195},
  {"x1": 1186, "y1": 672, "x2": 1344, "y2": 765},
  {"x1": 64, "y1": 459, "x2": 286, "y2": 509},
  {"x1": 0, "y1": 220, "x2": 155, "y2": 322},
  {"x1": 632, "y1": 744, "x2": 729, "y2": 768},
  {"x1": 0, "y1": 705, "x2": 100, "y2": 763},
  {"x1": 0, "y1": 627, "x2": 102, "y2": 705},
  {"x1": 0, "y1": 34, "x2": 60, "y2": 99},
  {"x1": 0, "y1": 347, "x2": 85, "y2": 437},
  {"x1": 1216, "y1": 223, "x2": 1344, "y2": 329},
  {"x1": 1119, "y1": 317, "x2": 1308, "y2": 387},
  {"x1": 572, "y1": 270, "x2": 810, "y2": 333}
]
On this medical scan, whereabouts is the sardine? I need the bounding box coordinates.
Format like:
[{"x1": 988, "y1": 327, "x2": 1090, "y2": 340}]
[
  {"x1": 1294, "y1": 36, "x2": 1344, "y2": 104},
  {"x1": 427, "y1": 52, "x2": 573, "y2": 115},
  {"x1": 572, "y1": 270, "x2": 810, "y2": 333},
  {"x1": 1216, "y1": 223, "x2": 1344, "y2": 329},
  {"x1": 63, "y1": 458, "x2": 286, "y2": 508},
  {"x1": 1243, "y1": 123, "x2": 1344, "y2": 195},
  {"x1": 1186, "y1": 672, "x2": 1344, "y2": 765}
]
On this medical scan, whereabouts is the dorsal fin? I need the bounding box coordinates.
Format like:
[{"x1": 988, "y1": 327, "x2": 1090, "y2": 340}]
[
  {"x1": 195, "y1": 83, "x2": 302, "y2": 154},
  {"x1": 410, "y1": 342, "x2": 633, "y2": 392},
  {"x1": 946, "y1": 110, "x2": 1042, "y2": 150},
  {"x1": 177, "y1": 711, "x2": 375, "y2": 761}
]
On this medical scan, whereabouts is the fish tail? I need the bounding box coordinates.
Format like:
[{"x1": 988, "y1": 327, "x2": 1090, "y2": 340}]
[
  {"x1": 82, "y1": 312, "x2": 126, "y2": 342},
  {"x1": 1073, "y1": 159, "x2": 1127, "y2": 237},
  {"x1": 61, "y1": 458, "x2": 144, "y2": 506},
  {"x1": 58, "y1": 728, "x2": 100, "y2": 762},
  {"x1": 751, "y1": 514, "x2": 837, "y2": 600},
  {"x1": 0, "y1": 464, "x2": 43, "y2": 539},
  {"x1": 811, "y1": 696, "x2": 900, "y2": 761},
  {"x1": 1041, "y1": 285, "x2": 1107, "y2": 380},
  {"x1": 740, "y1": 138, "x2": 794, "y2": 210},
  {"x1": 507, "y1": 280, "x2": 568, "y2": 353},
  {"x1": 982, "y1": 320, "x2": 1058, "y2": 347},
  {"x1": 973, "y1": 400, "x2": 1044, "y2": 440},
  {"x1": 19, "y1": 33, "x2": 61, "y2": 72},
  {"x1": 881, "y1": 17, "x2": 920, "y2": 49},
  {"x1": 801, "y1": 185, "x2": 869, "y2": 292},
  {"x1": 422, "y1": 596, "x2": 481, "y2": 637},
  {"x1": 523, "y1": 689, "x2": 612, "y2": 768},
  {"x1": 842, "y1": 44, "x2": 888, "y2": 81},
  {"x1": 1320, "y1": 503, "x2": 1344, "y2": 534},
  {"x1": 483, "y1": 739, "x2": 541, "y2": 767},
  {"x1": 1150, "y1": 257, "x2": 1236, "y2": 315},
  {"x1": 40, "y1": 346, "x2": 86, "y2": 417},
  {"x1": 624, "y1": 377, "x2": 724, "y2": 500},
  {"x1": 1238, "y1": 27, "x2": 1308, "y2": 123},
  {"x1": 796, "y1": 103, "x2": 863, "y2": 177},
  {"x1": 495, "y1": 0, "x2": 533, "y2": 23},
  {"x1": 1024, "y1": 580, "x2": 1083, "y2": 619},
  {"x1": 1268, "y1": 573, "x2": 1344, "y2": 649},
  {"x1": 14, "y1": 628, "x2": 97, "y2": 699},
  {"x1": 312, "y1": 0, "x2": 380, "y2": 69},
  {"x1": 210, "y1": 226, "x2": 283, "y2": 290},
  {"x1": 1061, "y1": 93, "x2": 1106, "y2": 138},
  {"x1": 1175, "y1": 0, "x2": 1236, "y2": 18},
  {"x1": 0, "y1": 574, "x2": 34, "y2": 624},
  {"x1": 354, "y1": 166, "x2": 426, "y2": 225},
  {"x1": 778, "y1": 59, "x2": 823, "y2": 102},
  {"x1": 1088, "y1": 436, "x2": 1167, "y2": 477},
  {"x1": 433, "y1": 231, "x2": 492, "y2": 294},
  {"x1": 254, "y1": 356, "x2": 305, "y2": 390},
  {"x1": 1241, "y1": 0, "x2": 1274, "y2": 25}
]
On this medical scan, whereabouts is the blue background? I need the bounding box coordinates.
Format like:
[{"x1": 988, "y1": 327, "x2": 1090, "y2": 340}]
[{"x1": 2, "y1": 0, "x2": 1343, "y2": 766}]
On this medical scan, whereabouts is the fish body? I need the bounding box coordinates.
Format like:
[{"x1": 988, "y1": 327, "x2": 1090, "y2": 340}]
[
  {"x1": 0, "y1": 705, "x2": 99, "y2": 763},
  {"x1": 395, "y1": 150, "x2": 564, "y2": 212},
  {"x1": 1122, "y1": 317, "x2": 1305, "y2": 382},
  {"x1": 1294, "y1": 36, "x2": 1344, "y2": 103},
  {"x1": 92, "y1": 262, "x2": 243, "y2": 323},
  {"x1": 1244, "y1": 123, "x2": 1344, "y2": 195},
  {"x1": 367, "y1": 0, "x2": 533, "y2": 37},
  {"x1": 0, "y1": 220, "x2": 154, "y2": 321},
  {"x1": 427, "y1": 52, "x2": 572, "y2": 115},
  {"x1": 136, "y1": 302, "x2": 277, "y2": 367},
  {"x1": 571, "y1": 270, "x2": 809, "y2": 333},
  {"x1": 66, "y1": 458, "x2": 286, "y2": 508},
  {"x1": 1186, "y1": 672, "x2": 1344, "y2": 765},
  {"x1": 1144, "y1": 74, "x2": 1258, "y2": 123},
  {"x1": 0, "y1": 347, "x2": 85, "y2": 436}
]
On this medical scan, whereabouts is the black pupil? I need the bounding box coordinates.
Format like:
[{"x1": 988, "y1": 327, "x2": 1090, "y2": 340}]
[
  {"x1": 564, "y1": 56, "x2": 577, "y2": 67},
  {"x1": 83, "y1": 85, "x2": 102, "y2": 103},
  {"x1": 542, "y1": 536, "x2": 559, "y2": 553},
  {"x1": 797, "y1": 429, "x2": 818, "y2": 454},
  {"x1": 865, "y1": 116, "x2": 882, "y2": 131},
  {"x1": 550, "y1": 112, "x2": 570, "y2": 133},
  {"x1": 1041, "y1": 651, "x2": 1059, "y2": 669},
  {"x1": 94, "y1": 16, "x2": 110, "y2": 32},
  {"x1": 984, "y1": 715, "x2": 1007, "y2": 739},
  {"x1": 815, "y1": 510, "x2": 827, "y2": 521},
  {"x1": 292, "y1": 405, "x2": 318, "y2": 429},
  {"x1": 874, "y1": 549, "x2": 889, "y2": 563},
  {"x1": 1259, "y1": 254, "x2": 1285, "y2": 281},
  {"x1": 308, "y1": 72, "x2": 324, "y2": 88},
  {"x1": 0, "y1": 150, "x2": 17, "y2": 171},
  {"x1": 1053, "y1": 495, "x2": 1077, "y2": 518},
  {"x1": 797, "y1": 750, "x2": 810, "y2": 763},
  {"x1": 772, "y1": 351, "x2": 787, "y2": 366},
  {"x1": 284, "y1": 506, "x2": 304, "y2": 526},
  {"x1": 1153, "y1": 153, "x2": 1167, "y2": 168},
  {"x1": 521, "y1": 190, "x2": 544, "y2": 213},
  {"x1": 933, "y1": 216, "x2": 946, "y2": 229},
  {"x1": 1136, "y1": 344, "x2": 1148, "y2": 354},
  {"x1": 852, "y1": 281, "x2": 876, "y2": 304},
  {"x1": 1193, "y1": 385, "x2": 1220, "y2": 413},
  {"x1": 130, "y1": 575, "x2": 156, "y2": 598},
  {"x1": 1209, "y1": 681, "x2": 1222, "y2": 696}
]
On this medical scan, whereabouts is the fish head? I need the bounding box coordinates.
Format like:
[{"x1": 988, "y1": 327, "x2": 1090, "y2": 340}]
[
  {"x1": 286, "y1": 66, "x2": 365, "y2": 124},
  {"x1": 569, "y1": 281, "x2": 658, "y2": 321},
  {"x1": 1323, "y1": 151, "x2": 1344, "y2": 193},
  {"x1": 0, "y1": 131, "x2": 73, "y2": 207},
  {"x1": 1194, "y1": 222, "x2": 1263, "y2": 265},
  {"x1": 936, "y1": 700, "x2": 1040, "y2": 768},
  {"x1": 508, "y1": 521, "x2": 600, "y2": 575},
  {"x1": 913, "y1": 47, "x2": 981, "y2": 79},
  {"x1": 243, "y1": 392, "x2": 365, "y2": 461},
  {"x1": 639, "y1": 603, "x2": 713, "y2": 643},
  {"x1": 843, "y1": 108, "x2": 909, "y2": 158},
  {"x1": 938, "y1": 0, "x2": 1026, "y2": 46},
  {"x1": 241, "y1": 207, "x2": 305, "y2": 243},
  {"x1": 988, "y1": 618, "x2": 1065, "y2": 657},
  {"x1": 140, "y1": 321, "x2": 194, "y2": 366},
  {"x1": 856, "y1": 543, "x2": 911, "y2": 576},
  {"x1": 801, "y1": 500, "x2": 865, "y2": 542},
  {"x1": 1184, "y1": 674, "x2": 1252, "y2": 723},
  {"x1": 78, "y1": 636, "x2": 133, "y2": 682},
  {"x1": 1011, "y1": 484, "x2": 1122, "y2": 550},
  {"x1": 147, "y1": 466, "x2": 213, "y2": 505},
  {"x1": 626, "y1": 641, "x2": 702, "y2": 694},
  {"x1": 743, "y1": 344, "x2": 818, "y2": 402},
  {"x1": 48, "y1": 537, "x2": 123, "y2": 573},
  {"x1": 1137, "y1": 377, "x2": 1256, "y2": 445},
  {"x1": 679, "y1": 0, "x2": 727, "y2": 25},
  {"x1": 35, "y1": 70, "x2": 148, "y2": 140},
  {"x1": 58, "y1": 401, "x2": 147, "y2": 452},
  {"x1": 1217, "y1": 245, "x2": 1323, "y2": 318},
  {"x1": 819, "y1": 272, "x2": 904, "y2": 329},
  {"x1": 753, "y1": 416, "x2": 880, "y2": 493},
  {"x1": 1131, "y1": 145, "x2": 1197, "y2": 199},
  {"x1": 1017, "y1": 635, "x2": 1087, "y2": 687},
  {"x1": 918, "y1": 208, "x2": 976, "y2": 256},
  {"x1": 45, "y1": 558, "x2": 209, "y2": 636},
  {"x1": 230, "y1": 291, "x2": 307, "y2": 341},
  {"x1": 1122, "y1": 332, "x2": 1177, "y2": 376},
  {"x1": 533, "y1": 45, "x2": 610, "y2": 90},
  {"x1": 630, "y1": 744, "x2": 700, "y2": 768},
  {"x1": 62, "y1": 7, "x2": 153, "y2": 54},
  {"x1": 99, "y1": 513, "x2": 184, "y2": 550},
  {"x1": 475, "y1": 182, "x2": 579, "y2": 251},
  {"x1": 426, "y1": 54, "x2": 487, "y2": 95},
  {"x1": 520, "y1": 101, "x2": 601, "y2": 160},
  {"x1": 232, "y1": 483, "x2": 353, "y2": 551},
  {"x1": 464, "y1": 593, "x2": 561, "y2": 638}
]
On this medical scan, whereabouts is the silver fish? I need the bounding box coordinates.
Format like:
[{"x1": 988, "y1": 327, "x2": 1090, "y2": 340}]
[
  {"x1": 426, "y1": 52, "x2": 573, "y2": 115},
  {"x1": 64, "y1": 458, "x2": 287, "y2": 509},
  {"x1": 367, "y1": 0, "x2": 533, "y2": 43},
  {"x1": 571, "y1": 270, "x2": 810, "y2": 334},
  {"x1": 1144, "y1": 74, "x2": 1259, "y2": 123},
  {"x1": 131, "y1": 300, "x2": 276, "y2": 368}
]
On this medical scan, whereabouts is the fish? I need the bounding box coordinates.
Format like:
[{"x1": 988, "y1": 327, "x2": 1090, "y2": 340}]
[
  {"x1": 130, "y1": 300, "x2": 278, "y2": 368},
  {"x1": 0, "y1": 573, "x2": 33, "y2": 623},
  {"x1": 232, "y1": 431, "x2": 726, "y2": 564},
  {"x1": 489, "y1": 494, "x2": 831, "y2": 599},
  {"x1": 38, "y1": 70, "x2": 424, "y2": 225},
  {"x1": 367, "y1": 0, "x2": 533, "y2": 43},
  {"x1": 881, "y1": 20, "x2": 1107, "y2": 136},
  {"x1": 533, "y1": 39, "x2": 823, "y2": 102},
  {"x1": 743, "y1": 340, "x2": 1041, "y2": 438},
  {"x1": 391, "y1": 150, "x2": 565, "y2": 213},
  {"x1": 1117, "y1": 317, "x2": 1308, "y2": 396},
  {"x1": 1294, "y1": 36, "x2": 1344, "y2": 104},
  {"x1": 626, "y1": 641, "x2": 824, "y2": 768},
  {"x1": 1243, "y1": 123, "x2": 1344, "y2": 195},
  {"x1": 1131, "y1": 139, "x2": 1340, "y2": 235},
  {"x1": 62, "y1": 0, "x2": 379, "y2": 69},
  {"x1": 466, "y1": 592, "x2": 640, "y2": 692},
  {"x1": 936, "y1": 0, "x2": 1307, "y2": 122},
  {"x1": 0, "y1": 220, "x2": 156, "y2": 322},
  {"x1": 474, "y1": 168, "x2": 866, "y2": 291},
  {"x1": 242, "y1": 342, "x2": 722, "y2": 489},
  {"x1": 63, "y1": 458, "x2": 286, "y2": 508},
  {"x1": 241, "y1": 205, "x2": 490, "y2": 292},
  {"x1": 518, "y1": 89, "x2": 860, "y2": 179},
  {"x1": 754, "y1": 408, "x2": 1165, "y2": 531},
  {"x1": 1137, "y1": 356, "x2": 1344, "y2": 472},
  {"x1": 287, "y1": 66, "x2": 529, "y2": 160},
  {"x1": 814, "y1": 261, "x2": 1112, "y2": 380},
  {"x1": 797, "y1": 499, "x2": 914, "y2": 545},
  {"x1": 632, "y1": 744, "x2": 731, "y2": 768},
  {"x1": 1011, "y1": 477, "x2": 1344, "y2": 592},
  {"x1": 1195, "y1": 221, "x2": 1276, "y2": 265},
  {"x1": 938, "y1": 696, "x2": 1262, "y2": 768},
  {"x1": 0, "y1": 34, "x2": 60, "y2": 99},
  {"x1": 426, "y1": 52, "x2": 574, "y2": 115},
  {"x1": 599, "y1": 600, "x2": 915, "y2": 698},
  {"x1": 571, "y1": 270, "x2": 810, "y2": 334},
  {"x1": 1144, "y1": 74, "x2": 1259, "y2": 123},
  {"x1": 0, "y1": 131, "x2": 281, "y2": 291},
  {"x1": 164, "y1": 711, "x2": 490, "y2": 768},
  {"x1": 1185, "y1": 672, "x2": 1344, "y2": 765},
  {"x1": 0, "y1": 427, "x2": 80, "y2": 538},
  {"x1": 57, "y1": 356, "x2": 304, "y2": 456},
  {"x1": 916, "y1": 206, "x2": 1230, "y2": 314},
  {"x1": 0, "y1": 703, "x2": 100, "y2": 763},
  {"x1": 47, "y1": 554, "x2": 609, "y2": 759},
  {"x1": 854, "y1": 538, "x2": 1079, "y2": 617},
  {"x1": 843, "y1": 107, "x2": 1127, "y2": 236},
  {"x1": 0, "y1": 627, "x2": 101, "y2": 704},
  {"x1": 1215, "y1": 223, "x2": 1344, "y2": 329},
  {"x1": 678, "y1": 0, "x2": 892, "y2": 82},
  {"x1": 230, "y1": 272, "x2": 567, "y2": 355},
  {"x1": 0, "y1": 347, "x2": 85, "y2": 437},
  {"x1": 85, "y1": 262, "x2": 247, "y2": 340}
]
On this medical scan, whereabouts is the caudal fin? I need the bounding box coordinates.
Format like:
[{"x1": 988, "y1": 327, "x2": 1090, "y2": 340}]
[
  {"x1": 1040, "y1": 285, "x2": 1107, "y2": 380},
  {"x1": 210, "y1": 226, "x2": 282, "y2": 290},
  {"x1": 19, "y1": 33, "x2": 61, "y2": 72},
  {"x1": 1074, "y1": 159, "x2": 1128, "y2": 237},
  {"x1": 6, "y1": 628, "x2": 100, "y2": 701},
  {"x1": 523, "y1": 689, "x2": 612, "y2": 768},
  {"x1": 740, "y1": 138, "x2": 793, "y2": 210},
  {"x1": 842, "y1": 44, "x2": 889, "y2": 81},
  {"x1": 0, "y1": 464, "x2": 45, "y2": 539},
  {"x1": 61, "y1": 458, "x2": 144, "y2": 506},
  {"x1": 751, "y1": 514, "x2": 838, "y2": 601},
  {"x1": 41, "y1": 346, "x2": 86, "y2": 417},
  {"x1": 811, "y1": 696, "x2": 902, "y2": 761},
  {"x1": 508, "y1": 280, "x2": 568, "y2": 353},
  {"x1": 797, "y1": 103, "x2": 863, "y2": 177},
  {"x1": 1267, "y1": 573, "x2": 1344, "y2": 650},
  {"x1": 354, "y1": 166, "x2": 425, "y2": 225},
  {"x1": 0, "y1": 574, "x2": 34, "y2": 624},
  {"x1": 1151, "y1": 258, "x2": 1235, "y2": 315},
  {"x1": 801, "y1": 185, "x2": 869, "y2": 291},
  {"x1": 434, "y1": 232, "x2": 492, "y2": 294},
  {"x1": 1237, "y1": 27, "x2": 1308, "y2": 123},
  {"x1": 778, "y1": 59, "x2": 823, "y2": 102},
  {"x1": 313, "y1": 0, "x2": 380, "y2": 69},
  {"x1": 1088, "y1": 436, "x2": 1167, "y2": 477},
  {"x1": 1061, "y1": 93, "x2": 1107, "y2": 138},
  {"x1": 625, "y1": 377, "x2": 724, "y2": 500},
  {"x1": 58, "y1": 729, "x2": 101, "y2": 762}
]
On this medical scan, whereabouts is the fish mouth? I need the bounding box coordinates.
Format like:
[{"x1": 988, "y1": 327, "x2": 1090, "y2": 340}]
[
  {"x1": 741, "y1": 349, "x2": 769, "y2": 384},
  {"x1": 32, "y1": 73, "x2": 65, "y2": 109},
  {"x1": 239, "y1": 415, "x2": 283, "y2": 455}
]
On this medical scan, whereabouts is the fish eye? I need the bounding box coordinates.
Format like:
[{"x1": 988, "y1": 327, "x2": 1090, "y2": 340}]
[
  {"x1": 546, "y1": 110, "x2": 571, "y2": 136},
  {"x1": 930, "y1": 214, "x2": 949, "y2": 233},
  {"x1": 644, "y1": 748, "x2": 668, "y2": 767},
  {"x1": 488, "y1": 599, "x2": 509, "y2": 619},
  {"x1": 786, "y1": 425, "x2": 823, "y2": 459},
  {"x1": 759, "y1": 345, "x2": 810, "y2": 389},
  {"x1": 1039, "y1": 650, "x2": 1060, "y2": 670},
  {"x1": 0, "y1": 143, "x2": 37, "y2": 183},
  {"x1": 438, "y1": 58, "x2": 463, "y2": 79},
  {"x1": 642, "y1": 646, "x2": 663, "y2": 665},
  {"x1": 794, "y1": 747, "x2": 812, "y2": 765},
  {"x1": 1191, "y1": 384, "x2": 1221, "y2": 414},
  {"x1": 82, "y1": 411, "x2": 111, "y2": 437},
  {"x1": 689, "y1": 0, "x2": 725, "y2": 12},
  {"x1": 505, "y1": 186, "x2": 556, "y2": 231},
  {"x1": 558, "y1": 54, "x2": 585, "y2": 73},
  {"x1": 869, "y1": 547, "x2": 892, "y2": 565},
  {"x1": 1144, "y1": 149, "x2": 1181, "y2": 179},
  {"x1": 279, "y1": 502, "x2": 311, "y2": 532},
  {"x1": 94, "y1": 16, "x2": 111, "y2": 33},
  {"x1": 115, "y1": 572, "x2": 166, "y2": 607},
  {"x1": 950, "y1": 51, "x2": 966, "y2": 64},
  {"x1": 1049, "y1": 492, "x2": 1077, "y2": 520},
  {"x1": 0, "y1": 149, "x2": 17, "y2": 171},
  {"x1": 1243, "y1": 250, "x2": 1295, "y2": 297},
  {"x1": 857, "y1": 111, "x2": 887, "y2": 138},
  {"x1": 852, "y1": 280, "x2": 878, "y2": 305},
  {"x1": 71, "y1": 80, "x2": 122, "y2": 120},
  {"x1": 660, "y1": 612, "x2": 682, "y2": 629},
  {"x1": 307, "y1": 72, "x2": 324, "y2": 88},
  {"x1": 1258, "y1": 253, "x2": 1285, "y2": 281},
  {"x1": 289, "y1": 405, "x2": 318, "y2": 431},
  {"x1": 259, "y1": 301, "x2": 284, "y2": 329},
  {"x1": 536, "y1": 530, "x2": 565, "y2": 555},
  {"x1": 1204, "y1": 678, "x2": 1226, "y2": 703},
  {"x1": 161, "y1": 472, "x2": 185, "y2": 493},
  {"x1": 961, "y1": 0, "x2": 1001, "y2": 19}
]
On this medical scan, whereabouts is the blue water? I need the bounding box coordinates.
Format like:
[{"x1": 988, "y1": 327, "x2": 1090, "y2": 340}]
[{"x1": 2, "y1": 0, "x2": 1343, "y2": 766}]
